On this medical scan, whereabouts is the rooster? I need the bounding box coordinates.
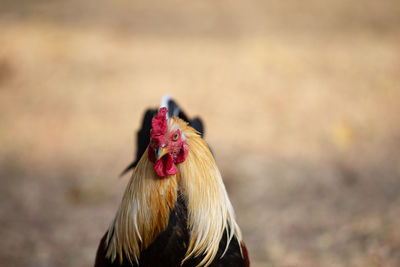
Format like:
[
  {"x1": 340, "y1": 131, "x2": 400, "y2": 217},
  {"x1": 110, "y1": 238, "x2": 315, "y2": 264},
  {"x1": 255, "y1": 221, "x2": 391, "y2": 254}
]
[{"x1": 95, "y1": 98, "x2": 249, "y2": 267}]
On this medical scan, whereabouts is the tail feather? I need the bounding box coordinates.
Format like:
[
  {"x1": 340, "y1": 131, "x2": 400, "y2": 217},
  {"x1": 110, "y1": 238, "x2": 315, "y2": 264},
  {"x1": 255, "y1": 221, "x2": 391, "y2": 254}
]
[{"x1": 120, "y1": 109, "x2": 156, "y2": 176}]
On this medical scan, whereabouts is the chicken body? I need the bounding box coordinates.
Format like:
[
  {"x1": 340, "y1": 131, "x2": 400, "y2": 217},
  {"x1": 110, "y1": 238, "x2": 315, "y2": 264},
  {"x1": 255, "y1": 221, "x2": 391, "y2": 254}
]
[{"x1": 95, "y1": 100, "x2": 249, "y2": 267}]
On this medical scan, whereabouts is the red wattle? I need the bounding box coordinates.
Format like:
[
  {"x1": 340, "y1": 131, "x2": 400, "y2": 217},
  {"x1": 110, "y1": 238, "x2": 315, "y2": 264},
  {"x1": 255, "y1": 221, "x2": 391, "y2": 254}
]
[
  {"x1": 154, "y1": 158, "x2": 166, "y2": 177},
  {"x1": 153, "y1": 153, "x2": 178, "y2": 178},
  {"x1": 165, "y1": 154, "x2": 177, "y2": 176}
]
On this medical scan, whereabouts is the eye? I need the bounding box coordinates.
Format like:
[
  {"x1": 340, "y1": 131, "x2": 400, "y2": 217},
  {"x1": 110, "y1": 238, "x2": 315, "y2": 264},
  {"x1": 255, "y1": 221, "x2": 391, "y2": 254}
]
[{"x1": 172, "y1": 132, "x2": 179, "y2": 141}]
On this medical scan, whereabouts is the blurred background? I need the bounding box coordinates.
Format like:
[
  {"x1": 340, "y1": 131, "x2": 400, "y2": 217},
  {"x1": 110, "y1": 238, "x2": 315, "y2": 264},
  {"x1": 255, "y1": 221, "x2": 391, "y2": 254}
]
[{"x1": 1, "y1": 0, "x2": 400, "y2": 266}]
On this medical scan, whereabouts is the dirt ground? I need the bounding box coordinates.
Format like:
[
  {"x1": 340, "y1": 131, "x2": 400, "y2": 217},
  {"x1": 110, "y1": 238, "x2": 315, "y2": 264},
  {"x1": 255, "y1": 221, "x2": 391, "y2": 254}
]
[{"x1": 1, "y1": 0, "x2": 400, "y2": 266}]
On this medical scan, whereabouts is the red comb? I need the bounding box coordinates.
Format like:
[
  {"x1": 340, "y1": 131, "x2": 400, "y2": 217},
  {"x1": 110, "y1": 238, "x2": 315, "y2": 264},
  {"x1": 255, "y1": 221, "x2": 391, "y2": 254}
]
[{"x1": 151, "y1": 107, "x2": 168, "y2": 146}]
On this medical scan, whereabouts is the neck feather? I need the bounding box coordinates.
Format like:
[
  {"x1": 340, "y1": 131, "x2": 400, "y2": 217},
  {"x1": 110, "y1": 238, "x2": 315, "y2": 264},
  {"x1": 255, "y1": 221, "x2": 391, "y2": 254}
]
[
  {"x1": 179, "y1": 131, "x2": 242, "y2": 266},
  {"x1": 106, "y1": 152, "x2": 178, "y2": 264}
]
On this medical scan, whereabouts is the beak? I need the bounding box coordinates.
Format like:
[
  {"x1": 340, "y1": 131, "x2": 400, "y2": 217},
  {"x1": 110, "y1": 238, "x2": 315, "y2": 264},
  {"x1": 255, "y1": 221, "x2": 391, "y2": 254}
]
[{"x1": 156, "y1": 147, "x2": 169, "y2": 160}]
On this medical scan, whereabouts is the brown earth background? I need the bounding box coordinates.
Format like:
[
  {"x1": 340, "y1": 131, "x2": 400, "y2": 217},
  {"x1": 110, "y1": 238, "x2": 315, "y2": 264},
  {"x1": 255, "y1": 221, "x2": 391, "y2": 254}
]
[{"x1": 1, "y1": 0, "x2": 400, "y2": 266}]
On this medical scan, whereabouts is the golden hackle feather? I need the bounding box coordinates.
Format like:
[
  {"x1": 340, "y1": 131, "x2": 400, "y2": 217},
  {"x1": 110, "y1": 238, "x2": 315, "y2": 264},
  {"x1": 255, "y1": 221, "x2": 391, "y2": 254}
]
[
  {"x1": 105, "y1": 155, "x2": 178, "y2": 264},
  {"x1": 106, "y1": 117, "x2": 242, "y2": 267}
]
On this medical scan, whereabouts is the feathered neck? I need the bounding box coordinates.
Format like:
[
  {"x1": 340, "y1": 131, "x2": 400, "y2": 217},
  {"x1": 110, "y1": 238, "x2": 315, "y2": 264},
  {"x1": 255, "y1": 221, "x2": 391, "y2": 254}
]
[{"x1": 106, "y1": 118, "x2": 242, "y2": 266}]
